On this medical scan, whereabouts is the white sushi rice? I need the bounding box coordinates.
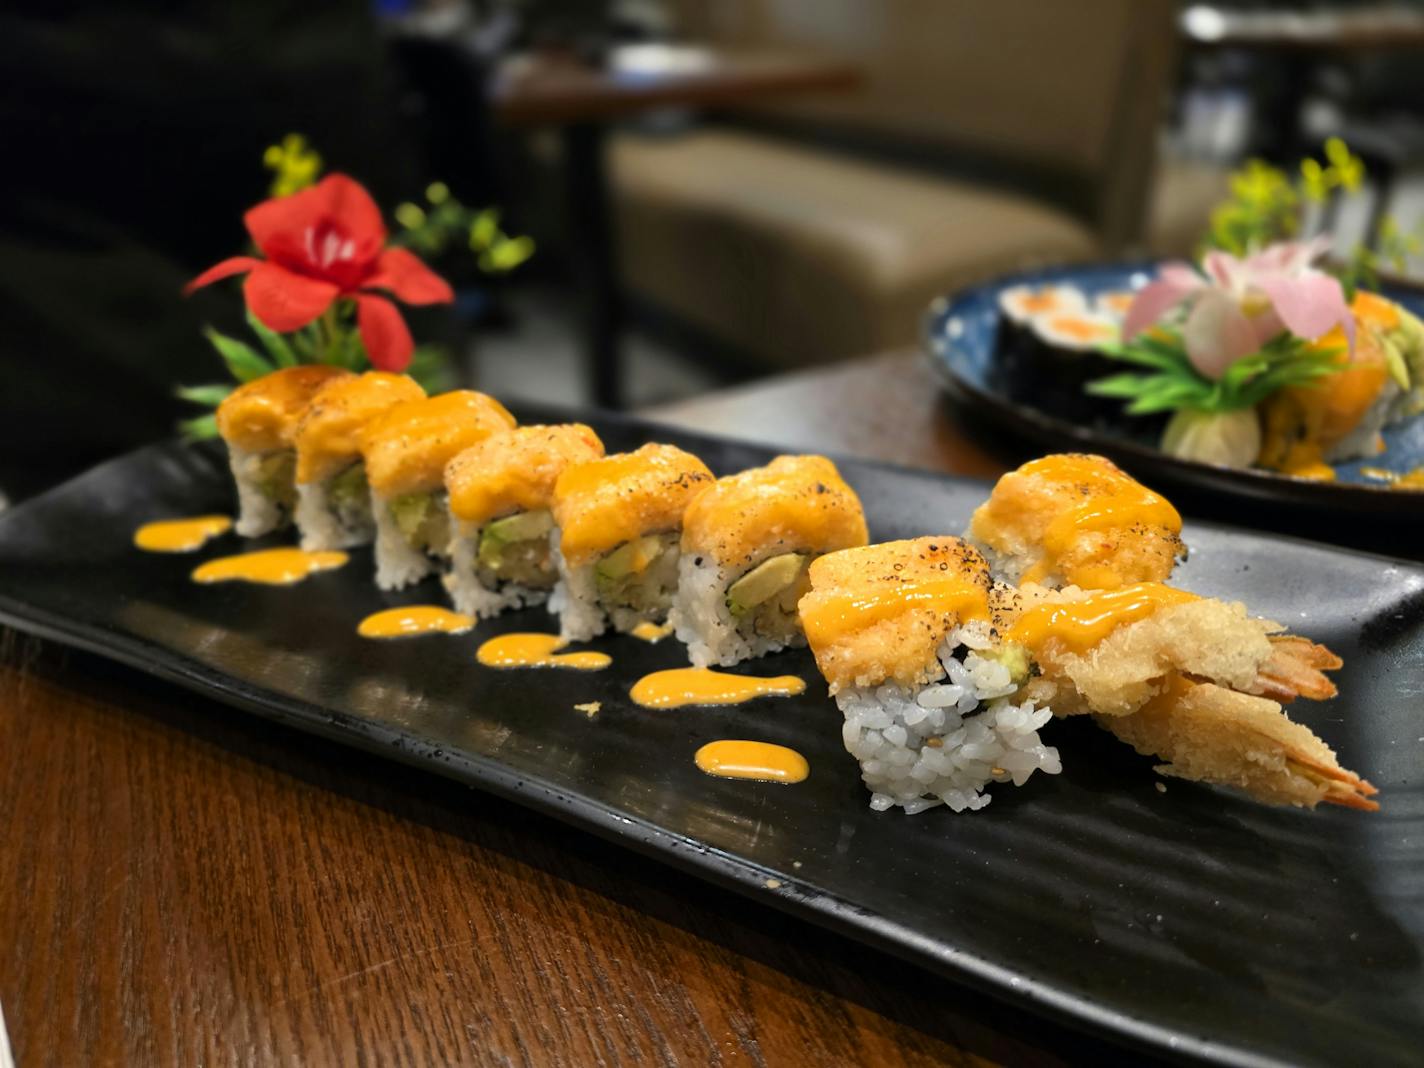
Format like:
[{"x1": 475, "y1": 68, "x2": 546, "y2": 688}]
[
  {"x1": 837, "y1": 624, "x2": 1061, "y2": 813},
  {"x1": 964, "y1": 537, "x2": 1054, "y2": 590},
  {"x1": 550, "y1": 529, "x2": 681, "y2": 642},
  {"x1": 371, "y1": 494, "x2": 435, "y2": 590},
  {"x1": 443, "y1": 525, "x2": 548, "y2": 618},
  {"x1": 226, "y1": 444, "x2": 286, "y2": 537},
  {"x1": 294, "y1": 477, "x2": 374, "y2": 551},
  {"x1": 669, "y1": 554, "x2": 801, "y2": 667}
]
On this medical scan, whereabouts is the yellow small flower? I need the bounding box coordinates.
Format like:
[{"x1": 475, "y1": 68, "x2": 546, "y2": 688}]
[
  {"x1": 395, "y1": 202, "x2": 427, "y2": 230},
  {"x1": 263, "y1": 133, "x2": 322, "y2": 197}
]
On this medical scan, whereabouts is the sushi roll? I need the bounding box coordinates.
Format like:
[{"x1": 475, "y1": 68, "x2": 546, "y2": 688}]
[
  {"x1": 995, "y1": 287, "x2": 1125, "y2": 427},
  {"x1": 1093, "y1": 290, "x2": 1138, "y2": 321},
  {"x1": 215, "y1": 365, "x2": 353, "y2": 537},
  {"x1": 292, "y1": 371, "x2": 426, "y2": 550},
  {"x1": 1029, "y1": 310, "x2": 1118, "y2": 352},
  {"x1": 996, "y1": 284, "x2": 1088, "y2": 329},
  {"x1": 549, "y1": 443, "x2": 713, "y2": 642},
  {"x1": 670, "y1": 455, "x2": 869, "y2": 667},
  {"x1": 799, "y1": 537, "x2": 1062, "y2": 814},
  {"x1": 1259, "y1": 291, "x2": 1424, "y2": 474},
  {"x1": 967, "y1": 453, "x2": 1184, "y2": 589},
  {"x1": 361, "y1": 390, "x2": 516, "y2": 590},
  {"x1": 443, "y1": 423, "x2": 605, "y2": 618}
]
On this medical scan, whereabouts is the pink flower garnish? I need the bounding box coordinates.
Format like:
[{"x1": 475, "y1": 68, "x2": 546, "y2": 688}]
[{"x1": 1123, "y1": 237, "x2": 1354, "y2": 380}]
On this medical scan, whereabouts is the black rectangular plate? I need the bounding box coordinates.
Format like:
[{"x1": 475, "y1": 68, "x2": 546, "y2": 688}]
[{"x1": 1, "y1": 404, "x2": 1421, "y2": 1068}]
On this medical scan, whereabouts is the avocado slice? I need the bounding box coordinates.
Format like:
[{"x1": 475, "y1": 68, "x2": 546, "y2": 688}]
[
  {"x1": 389, "y1": 492, "x2": 432, "y2": 540},
  {"x1": 255, "y1": 450, "x2": 297, "y2": 507},
  {"x1": 725, "y1": 552, "x2": 807, "y2": 618},
  {"x1": 327, "y1": 463, "x2": 369, "y2": 509},
  {"x1": 595, "y1": 534, "x2": 665, "y2": 592},
  {"x1": 477, "y1": 509, "x2": 553, "y2": 569}
]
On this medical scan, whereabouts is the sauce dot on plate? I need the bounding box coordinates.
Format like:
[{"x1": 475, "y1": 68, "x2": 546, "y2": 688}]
[
  {"x1": 477, "y1": 632, "x2": 610, "y2": 670},
  {"x1": 358, "y1": 606, "x2": 475, "y2": 639},
  {"x1": 630, "y1": 668, "x2": 805, "y2": 709},
  {"x1": 696, "y1": 740, "x2": 809, "y2": 784},
  {"x1": 134, "y1": 515, "x2": 232, "y2": 553},
  {"x1": 192, "y1": 548, "x2": 347, "y2": 586}
]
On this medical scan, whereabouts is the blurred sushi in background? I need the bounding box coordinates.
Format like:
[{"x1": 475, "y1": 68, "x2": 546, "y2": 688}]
[
  {"x1": 215, "y1": 365, "x2": 352, "y2": 536},
  {"x1": 443, "y1": 423, "x2": 605, "y2": 618},
  {"x1": 670, "y1": 455, "x2": 868, "y2": 667},
  {"x1": 360, "y1": 390, "x2": 515, "y2": 589},
  {"x1": 550, "y1": 443, "x2": 712, "y2": 642},
  {"x1": 1259, "y1": 291, "x2": 1424, "y2": 475},
  {"x1": 292, "y1": 371, "x2": 426, "y2": 550}
]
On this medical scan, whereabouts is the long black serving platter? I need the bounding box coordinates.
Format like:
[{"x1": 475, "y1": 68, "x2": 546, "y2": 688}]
[{"x1": 0, "y1": 404, "x2": 1420, "y2": 1068}]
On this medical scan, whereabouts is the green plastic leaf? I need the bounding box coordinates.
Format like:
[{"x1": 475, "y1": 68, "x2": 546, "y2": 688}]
[
  {"x1": 179, "y1": 413, "x2": 220, "y2": 441},
  {"x1": 175, "y1": 383, "x2": 234, "y2": 407},
  {"x1": 245, "y1": 309, "x2": 299, "y2": 367},
  {"x1": 205, "y1": 327, "x2": 274, "y2": 382}
]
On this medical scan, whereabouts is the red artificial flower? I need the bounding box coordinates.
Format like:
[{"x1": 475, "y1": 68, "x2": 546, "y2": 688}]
[{"x1": 184, "y1": 173, "x2": 453, "y2": 371}]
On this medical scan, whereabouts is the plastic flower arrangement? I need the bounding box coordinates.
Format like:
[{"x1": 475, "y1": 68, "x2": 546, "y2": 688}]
[
  {"x1": 177, "y1": 135, "x2": 534, "y2": 438},
  {"x1": 1091, "y1": 140, "x2": 1424, "y2": 475}
]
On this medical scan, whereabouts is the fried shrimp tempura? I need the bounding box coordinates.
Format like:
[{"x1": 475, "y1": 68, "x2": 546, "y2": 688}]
[
  {"x1": 1100, "y1": 678, "x2": 1378, "y2": 811},
  {"x1": 1000, "y1": 582, "x2": 1373, "y2": 810}
]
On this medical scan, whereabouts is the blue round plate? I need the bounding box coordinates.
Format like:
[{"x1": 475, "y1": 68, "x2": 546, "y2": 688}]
[{"x1": 926, "y1": 261, "x2": 1424, "y2": 516}]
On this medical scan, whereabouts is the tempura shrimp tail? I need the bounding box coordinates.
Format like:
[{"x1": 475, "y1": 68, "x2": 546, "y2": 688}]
[
  {"x1": 1244, "y1": 635, "x2": 1345, "y2": 703},
  {"x1": 1098, "y1": 678, "x2": 1379, "y2": 811}
]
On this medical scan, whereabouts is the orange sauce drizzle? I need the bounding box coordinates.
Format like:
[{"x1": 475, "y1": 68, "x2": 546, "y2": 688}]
[
  {"x1": 1016, "y1": 455, "x2": 1182, "y2": 588},
  {"x1": 800, "y1": 576, "x2": 990, "y2": 649},
  {"x1": 358, "y1": 606, "x2": 474, "y2": 639},
  {"x1": 630, "y1": 620, "x2": 674, "y2": 643},
  {"x1": 476, "y1": 632, "x2": 610, "y2": 670},
  {"x1": 134, "y1": 515, "x2": 232, "y2": 552},
  {"x1": 1007, "y1": 582, "x2": 1198, "y2": 655},
  {"x1": 630, "y1": 668, "x2": 805, "y2": 709},
  {"x1": 694, "y1": 740, "x2": 809, "y2": 784},
  {"x1": 192, "y1": 548, "x2": 347, "y2": 585}
]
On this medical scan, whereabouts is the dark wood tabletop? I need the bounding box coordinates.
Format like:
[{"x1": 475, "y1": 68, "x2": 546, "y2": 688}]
[
  {"x1": 0, "y1": 350, "x2": 1155, "y2": 1067},
  {"x1": 491, "y1": 47, "x2": 861, "y2": 127}
]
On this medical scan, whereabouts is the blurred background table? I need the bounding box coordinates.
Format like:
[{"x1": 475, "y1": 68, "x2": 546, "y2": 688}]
[{"x1": 491, "y1": 47, "x2": 861, "y2": 409}]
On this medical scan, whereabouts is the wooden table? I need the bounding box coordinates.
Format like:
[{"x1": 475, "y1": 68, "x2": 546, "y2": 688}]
[
  {"x1": 491, "y1": 47, "x2": 860, "y2": 410},
  {"x1": 0, "y1": 350, "x2": 1165, "y2": 1068}
]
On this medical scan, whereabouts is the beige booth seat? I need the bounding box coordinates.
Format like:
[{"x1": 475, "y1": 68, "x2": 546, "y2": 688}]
[
  {"x1": 610, "y1": 0, "x2": 1178, "y2": 367},
  {"x1": 613, "y1": 129, "x2": 1096, "y2": 367}
]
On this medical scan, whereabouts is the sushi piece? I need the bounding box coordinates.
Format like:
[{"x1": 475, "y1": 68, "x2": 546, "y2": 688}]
[
  {"x1": 443, "y1": 423, "x2": 605, "y2": 617},
  {"x1": 995, "y1": 287, "x2": 1126, "y2": 427},
  {"x1": 1259, "y1": 291, "x2": 1424, "y2": 475},
  {"x1": 1094, "y1": 290, "x2": 1138, "y2": 321},
  {"x1": 997, "y1": 284, "x2": 1088, "y2": 328},
  {"x1": 670, "y1": 455, "x2": 868, "y2": 667},
  {"x1": 361, "y1": 390, "x2": 516, "y2": 590},
  {"x1": 968, "y1": 453, "x2": 1184, "y2": 590},
  {"x1": 549, "y1": 443, "x2": 713, "y2": 642},
  {"x1": 1029, "y1": 310, "x2": 1119, "y2": 352},
  {"x1": 292, "y1": 371, "x2": 426, "y2": 550},
  {"x1": 215, "y1": 365, "x2": 353, "y2": 537},
  {"x1": 799, "y1": 537, "x2": 1062, "y2": 814},
  {"x1": 1002, "y1": 580, "x2": 1377, "y2": 810}
]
